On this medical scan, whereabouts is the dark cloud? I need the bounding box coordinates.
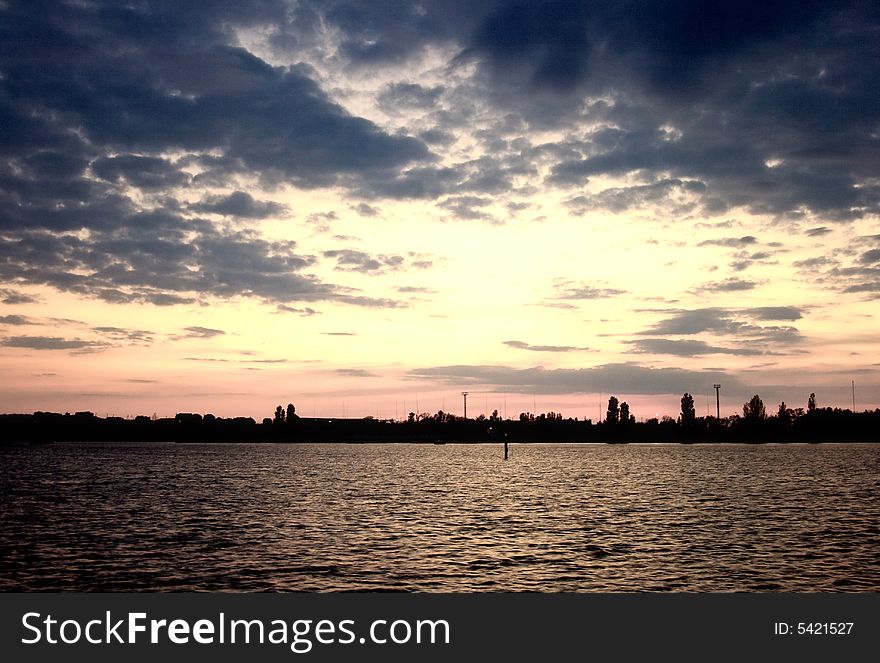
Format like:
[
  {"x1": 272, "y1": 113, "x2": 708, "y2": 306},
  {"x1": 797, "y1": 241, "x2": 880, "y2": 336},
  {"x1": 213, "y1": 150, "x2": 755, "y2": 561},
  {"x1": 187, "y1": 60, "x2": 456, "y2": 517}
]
[
  {"x1": 747, "y1": 306, "x2": 802, "y2": 321},
  {"x1": 335, "y1": 368, "x2": 379, "y2": 378},
  {"x1": 180, "y1": 326, "x2": 225, "y2": 339},
  {"x1": 419, "y1": 129, "x2": 457, "y2": 146},
  {"x1": 306, "y1": 211, "x2": 339, "y2": 233},
  {"x1": 727, "y1": 247, "x2": 784, "y2": 272},
  {"x1": 843, "y1": 282, "x2": 880, "y2": 295},
  {"x1": 0, "y1": 314, "x2": 33, "y2": 325},
  {"x1": 92, "y1": 326, "x2": 154, "y2": 345},
  {"x1": 0, "y1": 0, "x2": 430, "y2": 186},
  {"x1": 396, "y1": 286, "x2": 436, "y2": 294},
  {"x1": 551, "y1": 280, "x2": 626, "y2": 300},
  {"x1": 503, "y1": 340, "x2": 591, "y2": 353},
  {"x1": 0, "y1": 218, "x2": 402, "y2": 308},
  {"x1": 805, "y1": 226, "x2": 832, "y2": 237},
  {"x1": 276, "y1": 304, "x2": 320, "y2": 316},
  {"x1": 697, "y1": 236, "x2": 758, "y2": 248},
  {"x1": 451, "y1": 1, "x2": 880, "y2": 218},
  {"x1": 323, "y1": 249, "x2": 403, "y2": 273},
  {"x1": 438, "y1": 195, "x2": 495, "y2": 221},
  {"x1": 0, "y1": 1, "x2": 433, "y2": 314},
  {"x1": 91, "y1": 155, "x2": 191, "y2": 190},
  {"x1": 2, "y1": 0, "x2": 878, "y2": 311},
  {"x1": 860, "y1": 249, "x2": 880, "y2": 264},
  {"x1": 190, "y1": 191, "x2": 287, "y2": 218},
  {"x1": 333, "y1": 295, "x2": 407, "y2": 308},
  {"x1": 322, "y1": 249, "x2": 432, "y2": 274},
  {"x1": 565, "y1": 179, "x2": 705, "y2": 215},
  {"x1": 695, "y1": 278, "x2": 758, "y2": 293},
  {"x1": 0, "y1": 288, "x2": 39, "y2": 304},
  {"x1": 791, "y1": 238, "x2": 880, "y2": 299},
  {"x1": 408, "y1": 363, "x2": 746, "y2": 396},
  {"x1": 628, "y1": 338, "x2": 764, "y2": 357},
  {"x1": 0, "y1": 335, "x2": 108, "y2": 351},
  {"x1": 378, "y1": 82, "x2": 444, "y2": 110},
  {"x1": 353, "y1": 203, "x2": 380, "y2": 217},
  {"x1": 638, "y1": 307, "x2": 803, "y2": 347}
]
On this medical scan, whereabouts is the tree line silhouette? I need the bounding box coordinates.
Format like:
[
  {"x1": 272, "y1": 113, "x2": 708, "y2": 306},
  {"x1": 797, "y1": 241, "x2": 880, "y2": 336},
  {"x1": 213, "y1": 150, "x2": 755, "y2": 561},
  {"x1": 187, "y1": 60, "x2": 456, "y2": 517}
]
[{"x1": 0, "y1": 390, "x2": 876, "y2": 443}]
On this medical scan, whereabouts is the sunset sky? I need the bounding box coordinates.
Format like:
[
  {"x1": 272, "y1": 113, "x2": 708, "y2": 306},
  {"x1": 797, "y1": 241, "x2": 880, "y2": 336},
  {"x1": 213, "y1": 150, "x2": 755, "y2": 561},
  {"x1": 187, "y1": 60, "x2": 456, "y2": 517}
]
[{"x1": 1, "y1": 1, "x2": 878, "y2": 420}]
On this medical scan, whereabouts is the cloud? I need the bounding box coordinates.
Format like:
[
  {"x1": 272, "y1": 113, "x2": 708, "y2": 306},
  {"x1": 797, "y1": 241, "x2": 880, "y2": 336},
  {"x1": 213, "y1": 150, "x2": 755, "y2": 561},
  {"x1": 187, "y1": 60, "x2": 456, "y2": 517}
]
[
  {"x1": 565, "y1": 178, "x2": 706, "y2": 214},
  {"x1": 1, "y1": 3, "x2": 431, "y2": 185},
  {"x1": 628, "y1": 338, "x2": 764, "y2": 357},
  {"x1": 92, "y1": 326, "x2": 155, "y2": 345},
  {"x1": 0, "y1": 289, "x2": 39, "y2": 305},
  {"x1": 306, "y1": 211, "x2": 339, "y2": 227},
  {"x1": 860, "y1": 249, "x2": 880, "y2": 264},
  {"x1": 695, "y1": 278, "x2": 758, "y2": 293},
  {"x1": 457, "y1": 1, "x2": 880, "y2": 219},
  {"x1": 323, "y1": 249, "x2": 404, "y2": 273},
  {"x1": 408, "y1": 363, "x2": 746, "y2": 396},
  {"x1": 378, "y1": 82, "x2": 444, "y2": 110},
  {"x1": 190, "y1": 191, "x2": 287, "y2": 218},
  {"x1": 2, "y1": 0, "x2": 879, "y2": 319},
  {"x1": 503, "y1": 340, "x2": 591, "y2": 353},
  {"x1": 353, "y1": 203, "x2": 380, "y2": 217},
  {"x1": 335, "y1": 368, "x2": 379, "y2": 378},
  {"x1": 276, "y1": 304, "x2": 319, "y2": 316},
  {"x1": 551, "y1": 280, "x2": 627, "y2": 300},
  {"x1": 396, "y1": 286, "x2": 436, "y2": 294},
  {"x1": 322, "y1": 249, "x2": 432, "y2": 275},
  {"x1": 0, "y1": 335, "x2": 109, "y2": 351},
  {"x1": 322, "y1": 332, "x2": 357, "y2": 336},
  {"x1": 637, "y1": 307, "x2": 804, "y2": 348},
  {"x1": 697, "y1": 236, "x2": 759, "y2": 248},
  {"x1": 0, "y1": 314, "x2": 34, "y2": 325},
  {"x1": 438, "y1": 195, "x2": 496, "y2": 222},
  {"x1": 91, "y1": 155, "x2": 191, "y2": 190},
  {"x1": 0, "y1": 2, "x2": 440, "y2": 311},
  {"x1": 179, "y1": 326, "x2": 225, "y2": 339},
  {"x1": 747, "y1": 306, "x2": 802, "y2": 321},
  {"x1": 805, "y1": 227, "x2": 832, "y2": 237},
  {"x1": 0, "y1": 220, "x2": 403, "y2": 308}
]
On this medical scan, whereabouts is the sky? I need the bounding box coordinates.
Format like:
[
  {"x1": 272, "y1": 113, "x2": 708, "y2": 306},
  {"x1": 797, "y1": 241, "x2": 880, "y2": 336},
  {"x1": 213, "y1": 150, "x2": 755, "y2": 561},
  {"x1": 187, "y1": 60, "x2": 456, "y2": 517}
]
[{"x1": 1, "y1": 0, "x2": 879, "y2": 421}]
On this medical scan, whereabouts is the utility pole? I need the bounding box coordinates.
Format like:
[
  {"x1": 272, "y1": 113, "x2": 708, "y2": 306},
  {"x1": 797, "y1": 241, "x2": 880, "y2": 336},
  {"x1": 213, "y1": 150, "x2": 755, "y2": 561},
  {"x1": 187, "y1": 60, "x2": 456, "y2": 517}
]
[
  {"x1": 461, "y1": 392, "x2": 468, "y2": 419},
  {"x1": 852, "y1": 380, "x2": 856, "y2": 411},
  {"x1": 713, "y1": 384, "x2": 721, "y2": 420}
]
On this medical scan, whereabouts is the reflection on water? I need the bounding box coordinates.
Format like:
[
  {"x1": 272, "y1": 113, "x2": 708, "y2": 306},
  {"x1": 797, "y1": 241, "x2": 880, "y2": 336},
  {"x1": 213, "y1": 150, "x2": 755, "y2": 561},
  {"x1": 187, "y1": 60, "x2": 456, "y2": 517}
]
[{"x1": 1, "y1": 442, "x2": 878, "y2": 591}]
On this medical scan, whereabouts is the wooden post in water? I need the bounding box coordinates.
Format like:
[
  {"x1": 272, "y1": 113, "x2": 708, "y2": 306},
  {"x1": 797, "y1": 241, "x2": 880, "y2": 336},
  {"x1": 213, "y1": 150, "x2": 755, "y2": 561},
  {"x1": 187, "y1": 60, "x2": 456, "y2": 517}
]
[{"x1": 504, "y1": 440, "x2": 509, "y2": 460}]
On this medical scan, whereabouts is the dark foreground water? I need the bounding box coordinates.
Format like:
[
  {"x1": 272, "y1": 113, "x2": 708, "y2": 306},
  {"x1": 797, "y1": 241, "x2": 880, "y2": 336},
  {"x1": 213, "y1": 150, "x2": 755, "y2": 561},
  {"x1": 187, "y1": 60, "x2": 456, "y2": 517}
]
[{"x1": 1, "y1": 442, "x2": 878, "y2": 592}]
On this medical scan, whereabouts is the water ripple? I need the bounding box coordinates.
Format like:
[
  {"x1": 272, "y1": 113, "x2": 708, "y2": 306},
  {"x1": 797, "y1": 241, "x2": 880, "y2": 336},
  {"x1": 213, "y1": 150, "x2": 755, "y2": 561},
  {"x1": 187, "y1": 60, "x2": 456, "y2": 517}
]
[{"x1": 1, "y1": 442, "x2": 878, "y2": 592}]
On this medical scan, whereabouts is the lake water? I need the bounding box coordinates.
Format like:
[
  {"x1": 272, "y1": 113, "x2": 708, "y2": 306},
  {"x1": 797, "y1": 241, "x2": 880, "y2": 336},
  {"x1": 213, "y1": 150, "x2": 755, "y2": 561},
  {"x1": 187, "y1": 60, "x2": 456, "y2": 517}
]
[{"x1": 1, "y1": 442, "x2": 878, "y2": 592}]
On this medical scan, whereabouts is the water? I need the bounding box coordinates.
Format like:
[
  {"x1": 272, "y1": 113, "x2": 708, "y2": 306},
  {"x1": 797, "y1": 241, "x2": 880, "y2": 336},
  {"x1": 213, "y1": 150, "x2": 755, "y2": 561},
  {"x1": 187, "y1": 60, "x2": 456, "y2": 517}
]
[{"x1": 1, "y1": 442, "x2": 878, "y2": 592}]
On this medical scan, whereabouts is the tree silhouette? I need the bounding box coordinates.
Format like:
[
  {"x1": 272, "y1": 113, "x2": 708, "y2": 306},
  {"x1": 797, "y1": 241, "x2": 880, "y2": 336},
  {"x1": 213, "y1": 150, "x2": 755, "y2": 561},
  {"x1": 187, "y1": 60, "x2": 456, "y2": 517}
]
[
  {"x1": 680, "y1": 393, "x2": 696, "y2": 425},
  {"x1": 286, "y1": 403, "x2": 297, "y2": 421},
  {"x1": 620, "y1": 401, "x2": 632, "y2": 424},
  {"x1": 606, "y1": 396, "x2": 619, "y2": 425},
  {"x1": 743, "y1": 394, "x2": 767, "y2": 421},
  {"x1": 777, "y1": 401, "x2": 792, "y2": 425},
  {"x1": 808, "y1": 392, "x2": 817, "y2": 413},
  {"x1": 274, "y1": 405, "x2": 285, "y2": 424}
]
